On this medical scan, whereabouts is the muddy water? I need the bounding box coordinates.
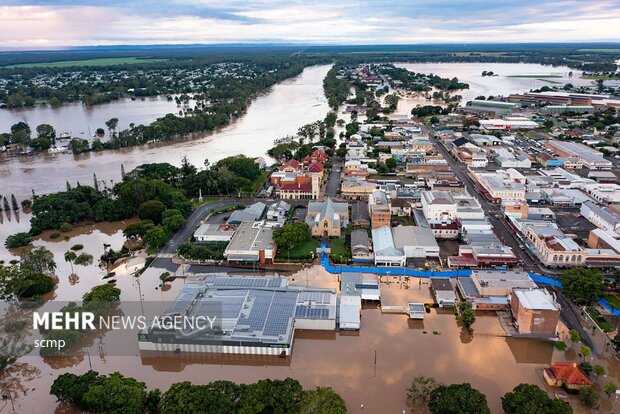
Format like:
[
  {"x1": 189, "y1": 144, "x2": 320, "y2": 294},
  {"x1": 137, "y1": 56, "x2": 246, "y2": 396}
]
[
  {"x1": 0, "y1": 64, "x2": 332, "y2": 198},
  {"x1": 394, "y1": 62, "x2": 593, "y2": 102},
  {"x1": 3, "y1": 259, "x2": 614, "y2": 414}
]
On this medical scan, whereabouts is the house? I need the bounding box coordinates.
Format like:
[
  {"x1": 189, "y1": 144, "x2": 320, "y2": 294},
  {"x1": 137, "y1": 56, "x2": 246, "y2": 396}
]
[
  {"x1": 430, "y1": 278, "x2": 457, "y2": 307},
  {"x1": 510, "y1": 288, "x2": 559, "y2": 337},
  {"x1": 226, "y1": 202, "x2": 267, "y2": 225},
  {"x1": 266, "y1": 201, "x2": 291, "y2": 225},
  {"x1": 280, "y1": 159, "x2": 302, "y2": 172},
  {"x1": 351, "y1": 201, "x2": 371, "y2": 228},
  {"x1": 411, "y1": 139, "x2": 433, "y2": 153},
  {"x1": 544, "y1": 362, "x2": 593, "y2": 389},
  {"x1": 224, "y1": 221, "x2": 277, "y2": 264},
  {"x1": 390, "y1": 198, "x2": 412, "y2": 216},
  {"x1": 305, "y1": 198, "x2": 349, "y2": 238},
  {"x1": 351, "y1": 229, "x2": 373, "y2": 262},
  {"x1": 371, "y1": 226, "x2": 406, "y2": 267}
]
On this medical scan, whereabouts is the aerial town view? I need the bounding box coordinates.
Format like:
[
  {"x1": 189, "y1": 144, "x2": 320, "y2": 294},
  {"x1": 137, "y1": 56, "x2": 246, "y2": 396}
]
[{"x1": 2, "y1": 2, "x2": 620, "y2": 414}]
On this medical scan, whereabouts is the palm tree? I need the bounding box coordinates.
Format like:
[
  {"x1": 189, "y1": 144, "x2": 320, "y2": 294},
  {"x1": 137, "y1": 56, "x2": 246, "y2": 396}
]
[{"x1": 64, "y1": 250, "x2": 76, "y2": 274}]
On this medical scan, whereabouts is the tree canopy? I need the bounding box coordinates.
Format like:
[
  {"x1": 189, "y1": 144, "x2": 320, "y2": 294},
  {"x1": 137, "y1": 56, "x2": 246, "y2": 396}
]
[
  {"x1": 502, "y1": 383, "x2": 573, "y2": 414},
  {"x1": 428, "y1": 383, "x2": 490, "y2": 414},
  {"x1": 562, "y1": 268, "x2": 604, "y2": 304}
]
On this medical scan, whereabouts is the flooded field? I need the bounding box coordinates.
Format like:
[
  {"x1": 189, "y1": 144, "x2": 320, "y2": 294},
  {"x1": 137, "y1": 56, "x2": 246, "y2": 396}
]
[{"x1": 394, "y1": 62, "x2": 593, "y2": 103}]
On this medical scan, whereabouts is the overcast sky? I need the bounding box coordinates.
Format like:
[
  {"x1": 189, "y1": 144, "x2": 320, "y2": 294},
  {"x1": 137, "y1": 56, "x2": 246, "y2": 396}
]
[{"x1": 2, "y1": 0, "x2": 620, "y2": 48}]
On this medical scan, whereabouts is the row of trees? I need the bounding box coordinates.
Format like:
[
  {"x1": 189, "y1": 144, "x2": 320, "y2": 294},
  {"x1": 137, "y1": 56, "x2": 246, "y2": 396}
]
[
  {"x1": 407, "y1": 376, "x2": 573, "y2": 414},
  {"x1": 51, "y1": 373, "x2": 346, "y2": 414}
]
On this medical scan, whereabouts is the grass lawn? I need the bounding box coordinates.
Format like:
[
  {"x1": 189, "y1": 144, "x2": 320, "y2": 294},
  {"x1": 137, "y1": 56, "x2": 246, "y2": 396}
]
[
  {"x1": 393, "y1": 216, "x2": 416, "y2": 226},
  {"x1": 279, "y1": 239, "x2": 318, "y2": 259},
  {"x1": 249, "y1": 171, "x2": 269, "y2": 194},
  {"x1": 330, "y1": 238, "x2": 350, "y2": 258},
  {"x1": 586, "y1": 307, "x2": 613, "y2": 333},
  {"x1": 7, "y1": 57, "x2": 168, "y2": 68},
  {"x1": 602, "y1": 293, "x2": 620, "y2": 310}
]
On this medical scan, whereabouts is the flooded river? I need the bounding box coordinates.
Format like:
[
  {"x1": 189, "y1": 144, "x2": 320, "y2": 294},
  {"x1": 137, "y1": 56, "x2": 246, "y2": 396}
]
[
  {"x1": 395, "y1": 62, "x2": 593, "y2": 102},
  {"x1": 0, "y1": 64, "x2": 332, "y2": 198},
  {"x1": 1, "y1": 61, "x2": 619, "y2": 413}
]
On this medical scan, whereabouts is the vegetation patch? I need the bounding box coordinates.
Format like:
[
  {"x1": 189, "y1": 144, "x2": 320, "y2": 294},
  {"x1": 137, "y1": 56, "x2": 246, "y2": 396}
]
[{"x1": 7, "y1": 57, "x2": 168, "y2": 68}]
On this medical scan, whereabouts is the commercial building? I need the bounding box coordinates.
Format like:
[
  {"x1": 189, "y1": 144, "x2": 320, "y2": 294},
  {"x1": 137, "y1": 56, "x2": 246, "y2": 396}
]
[
  {"x1": 368, "y1": 190, "x2": 392, "y2": 229},
  {"x1": 392, "y1": 226, "x2": 440, "y2": 258},
  {"x1": 226, "y1": 202, "x2": 267, "y2": 225},
  {"x1": 351, "y1": 201, "x2": 371, "y2": 228},
  {"x1": 266, "y1": 201, "x2": 291, "y2": 225},
  {"x1": 510, "y1": 288, "x2": 559, "y2": 337},
  {"x1": 138, "y1": 276, "x2": 337, "y2": 356},
  {"x1": 224, "y1": 221, "x2": 277, "y2": 264},
  {"x1": 457, "y1": 270, "x2": 536, "y2": 310},
  {"x1": 371, "y1": 226, "x2": 406, "y2": 267},
  {"x1": 463, "y1": 100, "x2": 519, "y2": 117},
  {"x1": 471, "y1": 170, "x2": 526, "y2": 203},
  {"x1": 479, "y1": 119, "x2": 539, "y2": 130},
  {"x1": 421, "y1": 191, "x2": 457, "y2": 221},
  {"x1": 341, "y1": 179, "x2": 377, "y2": 201},
  {"x1": 545, "y1": 141, "x2": 612, "y2": 170},
  {"x1": 493, "y1": 148, "x2": 532, "y2": 169},
  {"x1": 194, "y1": 223, "x2": 236, "y2": 242},
  {"x1": 580, "y1": 200, "x2": 620, "y2": 232},
  {"x1": 430, "y1": 278, "x2": 457, "y2": 307},
  {"x1": 522, "y1": 222, "x2": 585, "y2": 267}
]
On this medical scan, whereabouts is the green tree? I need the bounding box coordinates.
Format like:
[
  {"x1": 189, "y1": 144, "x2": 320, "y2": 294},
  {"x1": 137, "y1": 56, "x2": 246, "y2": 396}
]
[
  {"x1": 74, "y1": 253, "x2": 94, "y2": 267},
  {"x1": 144, "y1": 226, "x2": 167, "y2": 250},
  {"x1": 82, "y1": 284, "x2": 121, "y2": 302},
  {"x1": 613, "y1": 333, "x2": 620, "y2": 352},
  {"x1": 562, "y1": 268, "x2": 604, "y2": 304},
  {"x1": 407, "y1": 376, "x2": 441, "y2": 408},
  {"x1": 501, "y1": 383, "x2": 572, "y2": 414},
  {"x1": 216, "y1": 155, "x2": 260, "y2": 181},
  {"x1": 105, "y1": 117, "x2": 119, "y2": 136},
  {"x1": 5, "y1": 232, "x2": 31, "y2": 248},
  {"x1": 604, "y1": 380, "x2": 617, "y2": 396},
  {"x1": 124, "y1": 220, "x2": 155, "y2": 238},
  {"x1": 82, "y1": 372, "x2": 147, "y2": 413},
  {"x1": 20, "y1": 246, "x2": 56, "y2": 276},
  {"x1": 569, "y1": 329, "x2": 581, "y2": 344},
  {"x1": 300, "y1": 387, "x2": 346, "y2": 414},
  {"x1": 459, "y1": 301, "x2": 476, "y2": 331},
  {"x1": 581, "y1": 345, "x2": 591, "y2": 359},
  {"x1": 593, "y1": 364, "x2": 606, "y2": 378},
  {"x1": 273, "y1": 222, "x2": 312, "y2": 251},
  {"x1": 239, "y1": 378, "x2": 304, "y2": 414},
  {"x1": 64, "y1": 250, "x2": 77, "y2": 273},
  {"x1": 36, "y1": 124, "x2": 56, "y2": 141},
  {"x1": 579, "y1": 385, "x2": 599, "y2": 408},
  {"x1": 0, "y1": 266, "x2": 54, "y2": 299},
  {"x1": 428, "y1": 383, "x2": 490, "y2": 414},
  {"x1": 162, "y1": 209, "x2": 187, "y2": 233},
  {"x1": 138, "y1": 200, "x2": 167, "y2": 224}
]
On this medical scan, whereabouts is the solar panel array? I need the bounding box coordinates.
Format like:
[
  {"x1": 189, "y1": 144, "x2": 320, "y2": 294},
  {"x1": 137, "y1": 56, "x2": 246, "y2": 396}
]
[
  {"x1": 167, "y1": 285, "x2": 201, "y2": 315},
  {"x1": 298, "y1": 291, "x2": 332, "y2": 305},
  {"x1": 356, "y1": 284, "x2": 379, "y2": 290},
  {"x1": 263, "y1": 292, "x2": 296, "y2": 337},
  {"x1": 295, "y1": 305, "x2": 330, "y2": 319},
  {"x1": 205, "y1": 277, "x2": 283, "y2": 288}
]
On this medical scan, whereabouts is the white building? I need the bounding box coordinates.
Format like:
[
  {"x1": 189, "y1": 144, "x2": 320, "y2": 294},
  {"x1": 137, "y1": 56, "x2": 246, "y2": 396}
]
[
  {"x1": 392, "y1": 226, "x2": 440, "y2": 258},
  {"x1": 421, "y1": 191, "x2": 457, "y2": 221},
  {"x1": 371, "y1": 226, "x2": 406, "y2": 266},
  {"x1": 194, "y1": 223, "x2": 237, "y2": 242},
  {"x1": 580, "y1": 200, "x2": 620, "y2": 232}
]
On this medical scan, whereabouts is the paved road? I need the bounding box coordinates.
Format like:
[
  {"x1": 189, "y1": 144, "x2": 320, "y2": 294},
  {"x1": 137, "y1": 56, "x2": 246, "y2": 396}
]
[
  {"x1": 425, "y1": 125, "x2": 558, "y2": 275},
  {"x1": 326, "y1": 155, "x2": 342, "y2": 198},
  {"x1": 161, "y1": 199, "x2": 246, "y2": 254},
  {"x1": 551, "y1": 286, "x2": 597, "y2": 352}
]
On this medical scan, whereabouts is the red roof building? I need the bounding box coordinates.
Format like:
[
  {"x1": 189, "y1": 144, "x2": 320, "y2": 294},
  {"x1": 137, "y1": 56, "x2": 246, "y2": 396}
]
[{"x1": 543, "y1": 362, "x2": 592, "y2": 389}]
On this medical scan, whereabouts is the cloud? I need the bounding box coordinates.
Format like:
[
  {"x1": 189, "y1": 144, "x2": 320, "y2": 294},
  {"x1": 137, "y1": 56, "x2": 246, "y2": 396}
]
[{"x1": 1, "y1": 1, "x2": 620, "y2": 48}]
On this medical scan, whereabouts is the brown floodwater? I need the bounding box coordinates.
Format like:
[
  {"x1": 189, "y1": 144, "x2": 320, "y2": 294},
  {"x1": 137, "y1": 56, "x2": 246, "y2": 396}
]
[
  {"x1": 0, "y1": 64, "x2": 332, "y2": 198},
  {"x1": 3, "y1": 257, "x2": 618, "y2": 414}
]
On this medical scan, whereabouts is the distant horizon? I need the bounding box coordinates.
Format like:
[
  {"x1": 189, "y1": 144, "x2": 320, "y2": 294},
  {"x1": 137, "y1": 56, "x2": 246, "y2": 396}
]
[
  {"x1": 2, "y1": 1, "x2": 620, "y2": 49},
  {"x1": 2, "y1": 41, "x2": 620, "y2": 54}
]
